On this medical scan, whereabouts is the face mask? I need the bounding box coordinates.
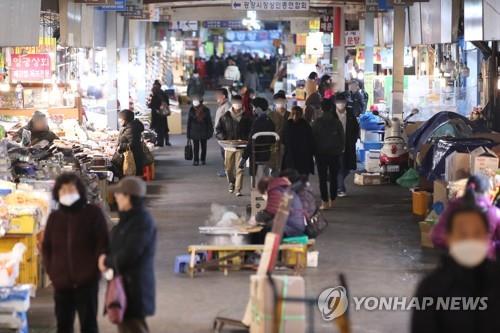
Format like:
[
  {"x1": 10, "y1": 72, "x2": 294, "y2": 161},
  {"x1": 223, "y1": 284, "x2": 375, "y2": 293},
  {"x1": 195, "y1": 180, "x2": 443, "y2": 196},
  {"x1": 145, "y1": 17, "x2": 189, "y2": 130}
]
[
  {"x1": 193, "y1": 74, "x2": 199, "y2": 78},
  {"x1": 193, "y1": 100, "x2": 200, "y2": 107},
  {"x1": 232, "y1": 104, "x2": 242, "y2": 110},
  {"x1": 336, "y1": 103, "x2": 346, "y2": 111},
  {"x1": 449, "y1": 240, "x2": 488, "y2": 268},
  {"x1": 217, "y1": 98, "x2": 224, "y2": 105},
  {"x1": 275, "y1": 103, "x2": 284, "y2": 109},
  {"x1": 59, "y1": 193, "x2": 81, "y2": 207}
]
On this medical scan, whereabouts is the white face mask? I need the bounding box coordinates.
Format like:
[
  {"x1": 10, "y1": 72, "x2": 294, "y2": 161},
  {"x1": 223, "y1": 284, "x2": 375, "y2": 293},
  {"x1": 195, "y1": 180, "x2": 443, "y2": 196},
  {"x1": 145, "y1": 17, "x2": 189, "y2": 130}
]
[
  {"x1": 59, "y1": 193, "x2": 81, "y2": 207},
  {"x1": 232, "y1": 104, "x2": 242, "y2": 110},
  {"x1": 449, "y1": 240, "x2": 489, "y2": 268},
  {"x1": 336, "y1": 103, "x2": 346, "y2": 111},
  {"x1": 193, "y1": 74, "x2": 199, "y2": 78},
  {"x1": 275, "y1": 103, "x2": 285, "y2": 109},
  {"x1": 193, "y1": 100, "x2": 200, "y2": 107}
]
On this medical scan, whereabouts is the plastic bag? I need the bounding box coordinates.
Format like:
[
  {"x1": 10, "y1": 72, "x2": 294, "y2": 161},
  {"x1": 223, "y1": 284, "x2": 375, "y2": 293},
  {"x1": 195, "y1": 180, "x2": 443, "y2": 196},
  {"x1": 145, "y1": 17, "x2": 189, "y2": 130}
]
[
  {"x1": 0, "y1": 243, "x2": 26, "y2": 287},
  {"x1": 359, "y1": 113, "x2": 384, "y2": 130},
  {"x1": 396, "y1": 168, "x2": 420, "y2": 188}
]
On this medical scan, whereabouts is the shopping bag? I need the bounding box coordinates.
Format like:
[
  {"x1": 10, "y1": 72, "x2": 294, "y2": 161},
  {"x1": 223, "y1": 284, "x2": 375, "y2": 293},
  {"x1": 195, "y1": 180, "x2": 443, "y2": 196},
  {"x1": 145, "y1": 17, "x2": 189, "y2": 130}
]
[
  {"x1": 105, "y1": 276, "x2": 127, "y2": 324},
  {"x1": 305, "y1": 210, "x2": 328, "y2": 238},
  {"x1": 123, "y1": 147, "x2": 136, "y2": 176},
  {"x1": 142, "y1": 142, "x2": 154, "y2": 166},
  {"x1": 184, "y1": 140, "x2": 193, "y2": 161},
  {"x1": 159, "y1": 102, "x2": 171, "y2": 117}
]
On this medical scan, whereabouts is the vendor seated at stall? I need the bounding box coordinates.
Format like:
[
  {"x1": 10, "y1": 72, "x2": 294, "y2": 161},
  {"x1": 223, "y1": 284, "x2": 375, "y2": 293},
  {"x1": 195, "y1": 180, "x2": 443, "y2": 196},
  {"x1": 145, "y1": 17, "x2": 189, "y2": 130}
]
[
  {"x1": 15, "y1": 111, "x2": 58, "y2": 146},
  {"x1": 252, "y1": 176, "x2": 306, "y2": 243}
]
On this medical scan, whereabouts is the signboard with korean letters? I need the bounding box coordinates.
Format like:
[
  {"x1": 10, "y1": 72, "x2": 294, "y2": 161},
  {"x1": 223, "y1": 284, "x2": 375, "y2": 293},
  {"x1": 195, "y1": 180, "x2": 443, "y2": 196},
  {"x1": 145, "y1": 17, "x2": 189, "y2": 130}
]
[{"x1": 232, "y1": 0, "x2": 309, "y2": 11}]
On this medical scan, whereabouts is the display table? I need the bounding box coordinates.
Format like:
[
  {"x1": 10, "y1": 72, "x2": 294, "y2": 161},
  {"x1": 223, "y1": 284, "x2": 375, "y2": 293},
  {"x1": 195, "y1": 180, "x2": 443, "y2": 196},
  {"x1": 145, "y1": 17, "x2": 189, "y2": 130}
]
[{"x1": 0, "y1": 107, "x2": 81, "y2": 122}]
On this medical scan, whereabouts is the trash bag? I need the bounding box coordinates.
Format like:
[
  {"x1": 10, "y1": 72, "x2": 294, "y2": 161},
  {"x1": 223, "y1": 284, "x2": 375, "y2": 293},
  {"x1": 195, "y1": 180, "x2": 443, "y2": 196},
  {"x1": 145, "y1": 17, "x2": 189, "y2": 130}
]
[
  {"x1": 359, "y1": 112, "x2": 384, "y2": 130},
  {"x1": 396, "y1": 168, "x2": 419, "y2": 188}
]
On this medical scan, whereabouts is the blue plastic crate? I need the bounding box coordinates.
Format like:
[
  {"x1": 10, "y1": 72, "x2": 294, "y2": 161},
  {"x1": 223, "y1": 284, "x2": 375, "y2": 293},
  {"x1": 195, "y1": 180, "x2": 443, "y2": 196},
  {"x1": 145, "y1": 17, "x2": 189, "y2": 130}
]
[
  {"x1": 358, "y1": 149, "x2": 366, "y2": 163},
  {"x1": 362, "y1": 142, "x2": 383, "y2": 151}
]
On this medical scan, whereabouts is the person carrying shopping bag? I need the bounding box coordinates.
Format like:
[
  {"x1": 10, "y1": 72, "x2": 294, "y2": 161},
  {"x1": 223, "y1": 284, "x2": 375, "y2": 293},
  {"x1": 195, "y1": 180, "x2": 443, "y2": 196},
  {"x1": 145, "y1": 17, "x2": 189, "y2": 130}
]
[{"x1": 99, "y1": 177, "x2": 156, "y2": 333}]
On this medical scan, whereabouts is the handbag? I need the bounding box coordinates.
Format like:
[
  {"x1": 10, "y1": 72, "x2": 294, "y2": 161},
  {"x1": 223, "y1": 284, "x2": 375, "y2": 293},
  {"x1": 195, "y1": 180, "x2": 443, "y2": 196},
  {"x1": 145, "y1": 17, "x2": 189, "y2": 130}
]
[
  {"x1": 142, "y1": 142, "x2": 154, "y2": 166},
  {"x1": 123, "y1": 147, "x2": 136, "y2": 176},
  {"x1": 184, "y1": 140, "x2": 193, "y2": 161},
  {"x1": 305, "y1": 209, "x2": 328, "y2": 238},
  {"x1": 104, "y1": 268, "x2": 127, "y2": 325},
  {"x1": 159, "y1": 101, "x2": 171, "y2": 117}
]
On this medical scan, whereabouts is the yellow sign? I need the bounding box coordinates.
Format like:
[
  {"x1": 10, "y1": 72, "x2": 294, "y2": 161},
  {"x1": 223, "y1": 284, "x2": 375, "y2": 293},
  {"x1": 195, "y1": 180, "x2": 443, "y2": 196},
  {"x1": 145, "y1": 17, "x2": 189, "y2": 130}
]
[
  {"x1": 364, "y1": 72, "x2": 375, "y2": 108},
  {"x1": 309, "y1": 19, "x2": 320, "y2": 31},
  {"x1": 13, "y1": 37, "x2": 57, "y2": 55}
]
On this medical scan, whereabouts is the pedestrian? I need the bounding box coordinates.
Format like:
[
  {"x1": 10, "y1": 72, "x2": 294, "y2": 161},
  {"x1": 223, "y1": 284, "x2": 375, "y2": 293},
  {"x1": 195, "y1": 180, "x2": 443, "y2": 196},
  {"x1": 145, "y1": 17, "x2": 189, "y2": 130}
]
[
  {"x1": 241, "y1": 97, "x2": 276, "y2": 176},
  {"x1": 113, "y1": 110, "x2": 145, "y2": 177},
  {"x1": 335, "y1": 92, "x2": 360, "y2": 197},
  {"x1": 147, "y1": 81, "x2": 171, "y2": 147},
  {"x1": 411, "y1": 185, "x2": 500, "y2": 333},
  {"x1": 304, "y1": 76, "x2": 322, "y2": 124},
  {"x1": 99, "y1": 177, "x2": 157, "y2": 333},
  {"x1": 187, "y1": 70, "x2": 205, "y2": 99},
  {"x1": 348, "y1": 79, "x2": 367, "y2": 117},
  {"x1": 224, "y1": 58, "x2": 241, "y2": 83},
  {"x1": 312, "y1": 99, "x2": 345, "y2": 210},
  {"x1": 214, "y1": 88, "x2": 232, "y2": 177},
  {"x1": 432, "y1": 175, "x2": 500, "y2": 257},
  {"x1": 187, "y1": 97, "x2": 213, "y2": 166},
  {"x1": 244, "y1": 64, "x2": 260, "y2": 92},
  {"x1": 268, "y1": 92, "x2": 290, "y2": 139},
  {"x1": 318, "y1": 74, "x2": 332, "y2": 98},
  {"x1": 215, "y1": 95, "x2": 253, "y2": 197},
  {"x1": 305, "y1": 72, "x2": 318, "y2": 98},
  {"x1": 282, "y1": 106, "x2": 315, "y2": 176},
  {"x1": 42, "y1": 173, "x2": 109, "y2": 333}
]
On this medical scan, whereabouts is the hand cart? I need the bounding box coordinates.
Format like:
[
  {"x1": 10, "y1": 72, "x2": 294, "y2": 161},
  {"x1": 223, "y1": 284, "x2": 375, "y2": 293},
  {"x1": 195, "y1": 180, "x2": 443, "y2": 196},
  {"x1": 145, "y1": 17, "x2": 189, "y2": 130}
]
[{"x1": 249, "y1": 132, "x2": 280, "y2": 217}]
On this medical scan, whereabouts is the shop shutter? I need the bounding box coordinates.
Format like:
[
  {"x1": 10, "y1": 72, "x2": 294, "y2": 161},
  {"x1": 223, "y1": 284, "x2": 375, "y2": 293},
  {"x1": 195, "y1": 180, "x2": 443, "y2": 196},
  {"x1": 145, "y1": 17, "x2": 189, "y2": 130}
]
[{"x1": 0, "y1": 0, "x2": 42, "y2": 47}]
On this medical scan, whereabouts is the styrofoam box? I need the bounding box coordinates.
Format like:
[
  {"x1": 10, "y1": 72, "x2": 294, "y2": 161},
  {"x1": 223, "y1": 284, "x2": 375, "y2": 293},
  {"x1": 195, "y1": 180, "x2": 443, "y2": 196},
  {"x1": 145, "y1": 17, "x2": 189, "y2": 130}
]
[{"x1": 361, "y1": 129, "x2": 382, "y2": 143}]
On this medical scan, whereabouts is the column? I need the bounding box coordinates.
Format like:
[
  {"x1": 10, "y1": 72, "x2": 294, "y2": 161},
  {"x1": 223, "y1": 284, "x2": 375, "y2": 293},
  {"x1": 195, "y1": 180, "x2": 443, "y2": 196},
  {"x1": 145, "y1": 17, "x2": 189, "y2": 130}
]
[
  {"x1": 364, "y1": 12, "x2": 375, "y2": 73},
  {"x1": 391, "y1": 5, "x2": 405, "y2": 119},
  {"x1": 332, "y1": 6, "x2": 345, "y2": 90},
  {"x1": 106, "y1": 11, "x2": 118, "y2": 130}
]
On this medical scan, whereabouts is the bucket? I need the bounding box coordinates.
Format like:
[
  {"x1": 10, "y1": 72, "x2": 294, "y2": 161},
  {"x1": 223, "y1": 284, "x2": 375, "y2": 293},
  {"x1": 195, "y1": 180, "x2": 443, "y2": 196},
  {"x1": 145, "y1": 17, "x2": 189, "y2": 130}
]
[{"x1": 412, "y1": 189, "x2": 431, "y2": 216}]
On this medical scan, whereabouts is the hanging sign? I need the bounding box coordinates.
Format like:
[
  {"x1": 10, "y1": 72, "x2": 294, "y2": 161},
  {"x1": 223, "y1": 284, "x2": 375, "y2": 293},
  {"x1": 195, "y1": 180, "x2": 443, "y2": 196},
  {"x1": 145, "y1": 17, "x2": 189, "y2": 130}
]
[
  {"x1": 97, "y1": 0, "x2": 126, "y2": 11},
  {"x1": 232, "y1": 0, "x2": 309, "y2": 11},
  {"x1": 203, "y1": 21, "x2": 246, "y2": 29},
  {"x1": 345, "y1": 31, "x2": 360, "y2": 47},
  {"x1": 171, "y1": 21, "x2": 198, "y2": 32},
  {"x1": 320, "y1": 9, "x2": 334, "y2": 33},
  {"x1": 74, "y1": 0, "x2": 110, "y2": 4},
  {"x1": 10, "y1": 54, "x2": 51, "y2": 82}
]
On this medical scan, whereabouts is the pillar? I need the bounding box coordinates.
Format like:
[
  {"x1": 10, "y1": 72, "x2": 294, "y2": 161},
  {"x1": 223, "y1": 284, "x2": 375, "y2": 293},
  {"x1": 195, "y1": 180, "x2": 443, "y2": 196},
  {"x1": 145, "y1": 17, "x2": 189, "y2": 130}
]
[
  {"x1": 364, "y1": 12, "x2": 375, "y2": 73},
  {"x1": 391, "y1": 5, "x2": 405, "y2": 119},
  {"x1": 106, "y1": 12, "x2": 118, "y2": 130},
  {"x1": 332, "y1": 6, "x2": 345, "y2": 90}
]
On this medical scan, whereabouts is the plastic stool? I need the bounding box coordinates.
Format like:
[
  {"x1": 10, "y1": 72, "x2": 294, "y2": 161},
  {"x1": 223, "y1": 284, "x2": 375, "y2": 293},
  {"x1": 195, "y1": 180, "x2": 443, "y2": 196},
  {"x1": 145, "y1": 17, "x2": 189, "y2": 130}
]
[
  {"x1": 174, "y1": 254, "x2": 199, "y2": 274},
  {"x1": 143, "y1": 165, "x2": 154, "y2": 182}
]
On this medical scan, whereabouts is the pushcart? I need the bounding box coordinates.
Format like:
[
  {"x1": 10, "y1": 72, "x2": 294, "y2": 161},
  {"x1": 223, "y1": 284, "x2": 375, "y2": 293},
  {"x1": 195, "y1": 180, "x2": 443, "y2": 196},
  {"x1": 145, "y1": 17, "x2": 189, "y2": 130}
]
[{"x1": 249, "y1": 132, "x2": 280, "y2": 217}]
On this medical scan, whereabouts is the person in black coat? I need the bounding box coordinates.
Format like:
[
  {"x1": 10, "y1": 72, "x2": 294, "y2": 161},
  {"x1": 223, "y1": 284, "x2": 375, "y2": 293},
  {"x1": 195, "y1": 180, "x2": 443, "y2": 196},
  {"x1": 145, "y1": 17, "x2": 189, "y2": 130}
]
[
  {"x1": 187, "y1": 98, "x2": 213, "y2": 166},
  {"x1": 334, "y1": 92, "x2": 360, "y2": 197},
  {"x1": 347, "y1": 79, "x2": 367, "y2": 117},
  {"x1": 242, "y1": 97, "x2": 276, "y2": 175},
  {"x1": 411, "y1": 188, "x2": 500, "y2": 333},
  {"x1": 147, "y1": 80, "x2": 171, "y2": 147},
  {"x1": 100, "y1": 177, "x2": 157, "y2": 333},
  {"x1": 282, "y1": 106, "x2": 315, "y2": 176},
  {"x1": 116, "y1": 110, "x2": 145, "y2": 177}
]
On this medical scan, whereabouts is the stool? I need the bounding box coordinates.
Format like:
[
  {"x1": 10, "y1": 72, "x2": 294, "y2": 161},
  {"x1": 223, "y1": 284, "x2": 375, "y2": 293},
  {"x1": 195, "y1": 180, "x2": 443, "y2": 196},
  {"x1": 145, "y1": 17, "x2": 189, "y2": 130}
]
[
  {"x1": 174, "y1": 254, "x2": 199, "y2": 274},
  {"x1": 143, "y1": 165, "x2": 154, "y2": 182}
]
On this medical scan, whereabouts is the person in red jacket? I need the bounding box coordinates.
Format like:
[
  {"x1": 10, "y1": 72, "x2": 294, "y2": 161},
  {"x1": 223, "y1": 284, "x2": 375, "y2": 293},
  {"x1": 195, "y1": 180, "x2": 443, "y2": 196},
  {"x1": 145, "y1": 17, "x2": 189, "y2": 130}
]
[{"x1": 42, "y1": 173, "x2": 109, "y2": 333}]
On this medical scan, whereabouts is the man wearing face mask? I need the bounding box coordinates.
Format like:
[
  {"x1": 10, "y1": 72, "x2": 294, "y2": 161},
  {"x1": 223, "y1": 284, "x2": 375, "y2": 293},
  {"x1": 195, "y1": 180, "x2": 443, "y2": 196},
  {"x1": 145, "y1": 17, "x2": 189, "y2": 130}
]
[
  {"x1": 347, "y1": 79, "x2": 367, "y2": 117},
  {"x1": 335, "y1": 92, "x2": 360, "y2": 197},
  {"x1": 42, "y1": 173, "x2": 109, "y2": 333},
  {"x1": 187, "y1": 70, "x2": 205, "y2": 99},
  {"x1": 412, "y1": 181, "x2": 500, "y2": 333},
  {"x1": 216, "y1": 95, "x2": 253, "y2": 197}
]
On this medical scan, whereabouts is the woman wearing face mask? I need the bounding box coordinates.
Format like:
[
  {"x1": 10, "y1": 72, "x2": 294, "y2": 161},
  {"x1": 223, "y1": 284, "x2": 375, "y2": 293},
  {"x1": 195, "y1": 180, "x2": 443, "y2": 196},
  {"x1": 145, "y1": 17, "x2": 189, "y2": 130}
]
[
  {"x1": 431, "y1": 175, "x2": 500, "y2": 257},
  {"x1": 187, "y1": 98, "x2": 213, "y2": 166},
  {"x1": 411, "y1": 185, "x2": 500, "y2": 333},
  {"x1": 42, "y1": 173, "x2": 109, "y2": 333}
]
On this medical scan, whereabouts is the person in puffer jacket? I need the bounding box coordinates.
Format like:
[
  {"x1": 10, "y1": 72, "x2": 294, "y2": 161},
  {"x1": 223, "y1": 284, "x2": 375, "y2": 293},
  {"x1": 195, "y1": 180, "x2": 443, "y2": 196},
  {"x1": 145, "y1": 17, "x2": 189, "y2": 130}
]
[
  {"x1": 252, "y1": 176, "x2": 306, "y2": 243},
  {"x1": 431, "y1": 175, "x2": 500, "y2": 258}
]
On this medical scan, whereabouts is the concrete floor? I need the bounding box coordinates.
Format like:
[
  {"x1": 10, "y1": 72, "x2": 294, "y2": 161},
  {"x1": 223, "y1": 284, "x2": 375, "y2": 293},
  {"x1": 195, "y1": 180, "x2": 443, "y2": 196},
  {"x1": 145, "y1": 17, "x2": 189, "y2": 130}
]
[{"x1": 29, "y1": 97, "x2": 440, "y2": 333}]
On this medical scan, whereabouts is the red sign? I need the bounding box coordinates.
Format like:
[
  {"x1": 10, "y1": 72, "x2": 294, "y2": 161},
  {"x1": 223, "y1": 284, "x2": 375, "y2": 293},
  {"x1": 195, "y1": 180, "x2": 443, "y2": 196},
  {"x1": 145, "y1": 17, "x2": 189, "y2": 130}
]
[{"x1": 10, "y1": 54, "x2": 51, "y2": 83}]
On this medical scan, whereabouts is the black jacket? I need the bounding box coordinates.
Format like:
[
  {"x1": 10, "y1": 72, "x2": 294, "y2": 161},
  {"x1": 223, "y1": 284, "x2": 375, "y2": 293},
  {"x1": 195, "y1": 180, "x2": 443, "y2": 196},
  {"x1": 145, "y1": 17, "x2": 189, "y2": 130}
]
[
  {"x1": 148, "y1": 91, "x2": 169, "y2": 130},
  {"x1": 187, "y1": 106, "x2": 213, "y2": 141},
  {"x1": 412, "y1": 256, "x2": 500, "y2": 333},
  {"x1": 283, "y1": 118, "x2": 315, "y2": 175},
  {"x1": 243, "y1": 112, "x2": 276, "y2": 164},
  {"x1": 43, "y1": 202, "x2": 109, "y2": 291},
  {"x1": 118, "y1": 119, "x2": 145, "y2": 176},
  {"x1": 106, "y1": 206, "x2": 157, "y2": 319},
  {"x1": 215, "y1": 111, "x2": 253, "y2": 141},
  {"x1": 348, "y1": 90, "x2": 366, "y2": 117},
  {"x1": 312, "y1": 112, "x2": 345, "y2": 156},
  {"x1": 336, "y1": 110, "x2": 360, "y2": 170}
]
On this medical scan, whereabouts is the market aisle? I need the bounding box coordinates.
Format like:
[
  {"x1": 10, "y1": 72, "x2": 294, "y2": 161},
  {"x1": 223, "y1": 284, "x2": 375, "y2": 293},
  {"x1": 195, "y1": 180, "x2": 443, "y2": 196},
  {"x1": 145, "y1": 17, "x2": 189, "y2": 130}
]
[{"x1": 29, "y1": 137, "x2": 438, "y2": 333}]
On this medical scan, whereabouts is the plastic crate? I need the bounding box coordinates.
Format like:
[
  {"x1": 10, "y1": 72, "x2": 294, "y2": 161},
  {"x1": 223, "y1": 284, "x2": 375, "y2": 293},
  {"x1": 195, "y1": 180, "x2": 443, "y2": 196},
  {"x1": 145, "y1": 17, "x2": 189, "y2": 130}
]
[{"x1": 362, "y1": 142, "x2": 383, "y2": 150}]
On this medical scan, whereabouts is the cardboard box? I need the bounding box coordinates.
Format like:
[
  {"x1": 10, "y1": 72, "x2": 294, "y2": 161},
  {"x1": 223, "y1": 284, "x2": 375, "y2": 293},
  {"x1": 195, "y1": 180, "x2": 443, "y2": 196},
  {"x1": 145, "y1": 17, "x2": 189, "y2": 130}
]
[
  {"x1": 365, "y1": 150, "x2": 381, "y2": 173},
  {"x1": 470, "y1": 146, "x2": 499, "y2": 176},
  {"x1": 354, "y1": 173, "x2": 387, "y2": 186},
  {"x1": 445, "y1": 152, "x2": 470, "y2": 181},
  {"x1": 419, "y1": 221, "x2": 434, "y2": 248},
  {"x1": 433, "y1": 180, "x2": 449, "y2": 205},
  {"x1": 249, "y1": 275, "x2": 306, "y2": 333}
]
